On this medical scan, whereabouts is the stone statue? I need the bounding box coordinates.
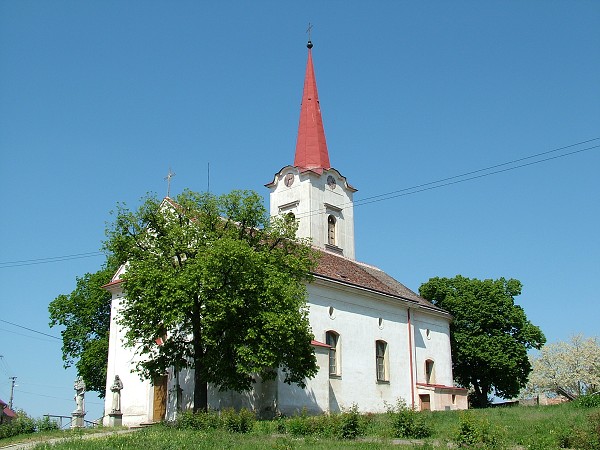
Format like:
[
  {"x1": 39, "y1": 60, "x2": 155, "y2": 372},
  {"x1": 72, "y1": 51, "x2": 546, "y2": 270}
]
[
  {"x1": 110, "y1": 375, "x2": 124, "y2": 413},
  {"x1": 73, "y1": 376, "x2": 86, "y2": 413}
]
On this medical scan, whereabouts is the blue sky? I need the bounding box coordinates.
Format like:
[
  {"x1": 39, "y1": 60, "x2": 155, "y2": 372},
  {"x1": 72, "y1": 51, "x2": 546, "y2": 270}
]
[{"x1": 1, "y1": 1, "x2": 598, "y2": 420}]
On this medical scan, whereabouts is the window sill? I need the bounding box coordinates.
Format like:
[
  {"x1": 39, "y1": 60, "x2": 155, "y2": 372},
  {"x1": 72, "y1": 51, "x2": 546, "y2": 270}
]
[
  {"x1": 376, "y1": 380, "x2": 390, "y2": 385},
  {"x1": 329, "y1": 374, "x2": 342, "y2": 379},
  {"x1": 325, "y1": 244, "x2": 343, "y2": 255}
]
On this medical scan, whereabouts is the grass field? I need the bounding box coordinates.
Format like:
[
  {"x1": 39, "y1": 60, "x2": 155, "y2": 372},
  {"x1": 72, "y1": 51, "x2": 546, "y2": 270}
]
[{"x1": 1, "y1": 402, "x2": 597, "y2": 449}]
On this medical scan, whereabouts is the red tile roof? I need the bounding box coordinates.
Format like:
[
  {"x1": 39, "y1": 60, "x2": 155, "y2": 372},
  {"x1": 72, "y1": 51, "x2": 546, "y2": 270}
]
[
  {"x1": 313, "y1": 250, "x2": 449, "y2": 315},
  {"x1": 0, "y1": 398, "x2": 16, "y2": 418}
]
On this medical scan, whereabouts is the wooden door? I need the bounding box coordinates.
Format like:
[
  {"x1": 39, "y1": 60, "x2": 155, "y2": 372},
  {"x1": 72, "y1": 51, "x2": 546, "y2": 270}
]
[
  {"x1": 419, "y1": 394, "x2": 431, "y2": 411},
  {"x1": 153, "y1": 375, "x2": 168, "y2": 422}
]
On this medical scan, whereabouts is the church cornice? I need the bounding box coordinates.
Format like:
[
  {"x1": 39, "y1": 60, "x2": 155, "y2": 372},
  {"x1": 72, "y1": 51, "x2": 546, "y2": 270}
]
[{"x1": 265, "y1": 165, "x2": 357, "y2": 192}]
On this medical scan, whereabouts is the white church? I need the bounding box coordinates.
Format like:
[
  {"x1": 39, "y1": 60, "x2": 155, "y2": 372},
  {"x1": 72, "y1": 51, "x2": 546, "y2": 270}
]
[{"x1": 103, "y1": 40, "x2": 468, "y2": 426}]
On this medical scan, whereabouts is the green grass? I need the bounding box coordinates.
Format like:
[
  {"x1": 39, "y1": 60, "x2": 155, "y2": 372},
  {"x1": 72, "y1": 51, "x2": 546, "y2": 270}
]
[
  {"x1": 31, "y1": 427, "x2": 404, "y2": 450},
  {"x1": 0, "y1": 426, "x2": 113, "y2": 448},
  {"x1": 9, "y1": 402, "x2": 599, "y2": 449}
]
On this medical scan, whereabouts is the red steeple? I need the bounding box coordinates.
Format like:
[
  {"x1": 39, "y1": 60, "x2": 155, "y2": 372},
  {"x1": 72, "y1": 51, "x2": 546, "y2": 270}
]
[{"x1": 294, "y1": 40, "x2": 331, "y2": 172}]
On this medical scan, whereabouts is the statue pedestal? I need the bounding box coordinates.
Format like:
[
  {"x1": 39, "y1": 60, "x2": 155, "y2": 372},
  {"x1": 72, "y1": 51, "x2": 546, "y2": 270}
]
[
  {"x1": 71, "y1": 411, "x2": 85, "y2": 428},
  {"x1": 108, "y1": 412, "x2": 123, "y2": 427}
]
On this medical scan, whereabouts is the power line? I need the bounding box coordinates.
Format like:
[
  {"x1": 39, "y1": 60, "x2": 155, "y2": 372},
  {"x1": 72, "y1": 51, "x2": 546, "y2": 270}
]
[
  {"x1": 292, "y1": 138, "x2": 600, "y2": 219},
  {"x1": 0, "y1": 319, "x2": 61, "y2": 341},
  {"x1": 0, "y1": 327, "x2": 61, "y2": 344},
  {"x1": 1, "y1": 138, "x2": 598, "y2": 266},
  {"x1": 355, "y1": 142, "x2": 600, "y2": 208},
  {"x1": 15, "y1": 389, "x2": 103, "y2": 405},
  {"x1": 0, "y1": 251, "x2": 104, "y2": 269},
  {"x1": 0, "y1": 355, "x2": 14, "y2": 378},
  {"x1": 356, "y1": 137, "x2": 600, "y2": 205}
]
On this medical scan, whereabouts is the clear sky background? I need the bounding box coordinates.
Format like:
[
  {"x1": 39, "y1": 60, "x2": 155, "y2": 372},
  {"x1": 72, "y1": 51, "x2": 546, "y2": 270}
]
[{"x1": 1, "y1": 1, "x2": 598, "y2": 420}]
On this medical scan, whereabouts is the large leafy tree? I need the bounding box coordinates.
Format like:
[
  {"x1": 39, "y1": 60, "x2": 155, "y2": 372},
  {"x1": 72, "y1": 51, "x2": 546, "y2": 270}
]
[
  {"x1": 419, "y1": 275, "x2": 545, "y2": 407},
  {"x1": 49, "y1": 259, "x2": 119, "y2": 396},
  {"x1": 526, "y1": 334, "x2": 600, "y2": 397},
  {"x1": 104, "y1": 189, "x2": 319, "y2": 412}
]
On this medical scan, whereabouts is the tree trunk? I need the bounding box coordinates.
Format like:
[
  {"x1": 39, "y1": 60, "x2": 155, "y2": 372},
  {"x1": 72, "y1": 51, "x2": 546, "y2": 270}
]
[
  {"x1": 471, "y1": 381, "x2": 490, "y2": 408},
  {"x1": 193, "y1": 365, "x2": 207, "y2": 412},
  {"x1": 192, "y1": 297, "x2": 208, "y2": 412}
]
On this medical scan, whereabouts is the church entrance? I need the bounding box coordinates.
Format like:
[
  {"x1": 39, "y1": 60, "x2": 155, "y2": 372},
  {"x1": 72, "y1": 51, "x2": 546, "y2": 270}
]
[{"x1": 153, "y1": 375, "x2": 168, "y2": 422}]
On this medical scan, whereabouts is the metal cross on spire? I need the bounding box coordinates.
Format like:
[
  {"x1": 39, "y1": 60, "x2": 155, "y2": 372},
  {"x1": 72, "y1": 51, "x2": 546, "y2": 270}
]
[
  {"x1": 306, "y1": 22, "x2": 313, "y2": 41},
  {"x1": 164, "y1": 167, "x2": 176, "y2": 198}
]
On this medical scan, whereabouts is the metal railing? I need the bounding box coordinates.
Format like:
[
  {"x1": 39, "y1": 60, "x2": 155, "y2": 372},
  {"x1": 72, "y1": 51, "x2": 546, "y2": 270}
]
[{"x1": 43, "y1": 414, "x2": 101, "y2": 429}]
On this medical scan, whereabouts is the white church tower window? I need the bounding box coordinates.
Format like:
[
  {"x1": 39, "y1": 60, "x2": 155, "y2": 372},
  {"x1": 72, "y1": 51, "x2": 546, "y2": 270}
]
[{"x1": 327, "y1": 215, "x2": 336, "y2": 246}]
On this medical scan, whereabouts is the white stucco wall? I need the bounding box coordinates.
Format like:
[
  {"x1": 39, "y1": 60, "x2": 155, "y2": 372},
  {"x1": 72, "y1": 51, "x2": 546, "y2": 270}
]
[
  {"x1": 103, "y1": 267, "x2": 460, "y2": 424},
  {"x1": 103, "y1": 289, "x2": 154, "y2": 427},
  {"x1": 306, "y1": 280, "x2": 411, "y2": 412},
  {"x1": 412, "y1": 313, "x2": 454, "y2": 387},
  {"x1": 268, "y1": 166, "x2": 356, "y2": 259},
  {"x1": 277, "y1": 346, "x2": 330, "y2": 415}
]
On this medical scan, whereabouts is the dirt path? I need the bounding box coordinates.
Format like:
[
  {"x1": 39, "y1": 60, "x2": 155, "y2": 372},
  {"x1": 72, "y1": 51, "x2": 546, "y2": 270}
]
[{"x1": 0, "y1": 428, "x2": 138, "y2": 450}]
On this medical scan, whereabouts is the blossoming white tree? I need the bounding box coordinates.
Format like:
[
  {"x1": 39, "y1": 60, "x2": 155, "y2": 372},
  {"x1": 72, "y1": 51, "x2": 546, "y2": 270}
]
[{"x1": 527, "y1": 334, "x2": 600, "y2": 397}]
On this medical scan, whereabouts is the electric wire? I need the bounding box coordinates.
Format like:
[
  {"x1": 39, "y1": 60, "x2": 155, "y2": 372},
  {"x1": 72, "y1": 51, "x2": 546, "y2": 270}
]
[
  {"x1": 0, "y1": 327, "x2": 61, "y2": 344},
  {"x1": 14, "y1": 389, "x2": 103, "y2": 405},
  {"x1": 0, "y1": 251, "x2": 104, "y2": 269},
  {"x1": 292, "y1": 138, "x2": 600, "y2": 219},
  {"x1": 0, "y1": 138, "x2": 598, "y2": 266},
  {"x1": 355, "y1": 137, "x2": 599, "y2": 205},
  {"x1": 0, "y1": 319, "x2": 62, "y2": 341}
]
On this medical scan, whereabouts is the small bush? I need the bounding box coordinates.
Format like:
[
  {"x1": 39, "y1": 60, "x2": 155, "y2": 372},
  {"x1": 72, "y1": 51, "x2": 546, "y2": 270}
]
[
  {"x1": 173, "y1": 410, "x2": 203, "y2": 430},
  {"x1": 220, "y1": 407, "x2": 255, "y2": 433},
  {"x1": 36, "y1": 416, "x2": 60, "y2": 432},
  {"x1": 385, "y1": 399, "x2": 432, "y2": 439},
  {"x1": 557, "y1": 410, "x2": 600, "y2": 450},
  {"x1": 0, "y1": 410, "x2": 37, "y2": 439},
  {"x1": 339, "y1": 404, "x2": 362, "y2": 439},
  {"x1": 171, "y1": 408, "x2": 255, "y2": 433},
  {"x1": 574, "y1": 394, "x2": 600, "y2": 408},
  {"x1": 284, "y1": 410, "x2": 326, "y2": 437},
  {"x1": 455, "y1": 411, "x2": 504, "y2": 449}
]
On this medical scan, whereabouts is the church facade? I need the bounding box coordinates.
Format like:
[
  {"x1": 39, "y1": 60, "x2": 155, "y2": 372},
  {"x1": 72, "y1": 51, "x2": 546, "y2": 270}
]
[{"x1": 103, "y1": 41, "x2": 467, "y2": 426}]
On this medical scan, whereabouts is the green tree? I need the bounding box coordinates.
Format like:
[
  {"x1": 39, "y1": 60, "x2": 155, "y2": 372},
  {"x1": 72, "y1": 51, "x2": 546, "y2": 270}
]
[
  {"x1": 104, "y1": 189, "x2": 319, "y2": 412},
  {"x1": 419, "y1": 275, "x2": 545, "y2": 407},
  {"x1": 48, "y1": 259, "x2": 118, "y2": 396}
]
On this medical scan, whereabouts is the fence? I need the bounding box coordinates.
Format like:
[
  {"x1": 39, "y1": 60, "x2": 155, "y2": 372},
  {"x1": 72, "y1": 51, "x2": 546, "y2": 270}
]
[{"x1": 43, "y1": 414, "x2": 101, "y2": 429}]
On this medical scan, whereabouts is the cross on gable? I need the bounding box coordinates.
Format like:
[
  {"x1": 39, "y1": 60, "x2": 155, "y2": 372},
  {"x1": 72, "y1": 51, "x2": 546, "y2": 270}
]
[{"x1": 164, "y1": 168, "x2": 176, "y2": 198}]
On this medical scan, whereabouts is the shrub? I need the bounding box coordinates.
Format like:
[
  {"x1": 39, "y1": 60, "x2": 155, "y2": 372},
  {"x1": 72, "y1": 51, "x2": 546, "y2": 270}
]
[
  {"x1": 574, "y1": 394, "x2": 600, "y2": 408},
  {"x1": 284, "y1": 410, "x2": 326, "y2": 436},
  {"x1": 455, "y1": 411, "x2": 504, "y2": 449},
  {"x1": 172, "y1": 408, "x2": 255, "y2": 433},
  {"x1": 0, "y1": 410, "x2": 36, "y2": 439},
  {"x1": 385, "y1": 399, "x2": 432, "y2": 439},
  {"x1": 173, "y1": 410, "x2": 203, "y2": 430},
  {"x1": 281, "y1": 408, "x2": 367, "y2": 439},
  {"x1": 338, "y1": 404, "x2": 362, "y2": 439},
  {"x1": 220, "y1": 407, "x2": 255, "y2": 433},
  {"x1": 36, "y1": 416, "x2": 60, "y2": 432},
  {"x1": 557, "y1": 410, "x2": 600, "y2": 450}
]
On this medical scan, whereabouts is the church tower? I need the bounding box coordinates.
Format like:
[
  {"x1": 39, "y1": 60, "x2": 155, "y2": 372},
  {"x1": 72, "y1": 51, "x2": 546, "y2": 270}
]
[{"x1": 266, "y1": 40, "x2": 357, "y2": 260}]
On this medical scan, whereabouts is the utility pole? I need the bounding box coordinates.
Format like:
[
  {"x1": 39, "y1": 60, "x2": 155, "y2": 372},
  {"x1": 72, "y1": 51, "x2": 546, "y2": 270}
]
[{"x1": 9, "y1": 376, "x2": 16, "y2": 409}]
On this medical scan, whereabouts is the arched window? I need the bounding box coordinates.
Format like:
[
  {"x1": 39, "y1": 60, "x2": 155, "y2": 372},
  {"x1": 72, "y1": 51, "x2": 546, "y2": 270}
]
[
  {"x1": 326, "y1": 331, "x2": 340, "y2": 376},
  {"x1": 376, "y1": 340, "x2": 389, "y2": 382},
  {"x1": 286, "y1": 212, "x2": 296, "y2": 222},
  {"x1": 327, "y1": 215, "x2": 336, "y2": 246},
  {"x1": 425, "y1": 359, "x2": 435, "y2": 385}
]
